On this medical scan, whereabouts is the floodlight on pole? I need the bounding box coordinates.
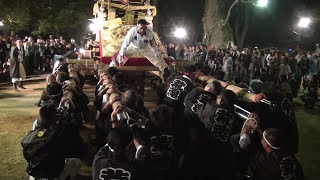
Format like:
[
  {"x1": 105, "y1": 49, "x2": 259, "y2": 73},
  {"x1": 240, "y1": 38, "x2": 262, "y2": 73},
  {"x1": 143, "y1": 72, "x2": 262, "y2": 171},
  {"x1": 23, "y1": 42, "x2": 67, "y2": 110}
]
[
  {"x1": 255, "y1": 0, "x2": 268, "y2": 7},
  {"x1": 223, "y1": 0, "x2": 268, "y2": 26},
  {"x1": 298, "y1": 17, "x2": 311, "y2": 28},
  {"x1": 174, "y1": 28, "x2": 187, "y2": 39}
]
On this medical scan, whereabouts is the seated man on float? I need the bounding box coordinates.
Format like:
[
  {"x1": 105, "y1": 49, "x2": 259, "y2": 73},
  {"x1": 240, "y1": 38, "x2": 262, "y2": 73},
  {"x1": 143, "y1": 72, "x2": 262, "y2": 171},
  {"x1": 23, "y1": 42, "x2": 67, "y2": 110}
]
[{"x1": 111, "y1": 19, "x2": 170, "y2": 81}]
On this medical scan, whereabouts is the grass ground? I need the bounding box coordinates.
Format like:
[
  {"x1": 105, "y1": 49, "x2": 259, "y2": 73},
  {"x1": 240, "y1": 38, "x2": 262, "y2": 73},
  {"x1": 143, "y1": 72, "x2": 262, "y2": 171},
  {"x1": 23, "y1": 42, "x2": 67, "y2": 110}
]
[
  {"x1": 0, "y1": 74, "x2": 319, "y2": 180},
  {"x1": 294, "y1": 98, "x2": 320, "y2": 179},
  {"x1": 0, "y1": 75, "x2": 45, "y2": 180}
]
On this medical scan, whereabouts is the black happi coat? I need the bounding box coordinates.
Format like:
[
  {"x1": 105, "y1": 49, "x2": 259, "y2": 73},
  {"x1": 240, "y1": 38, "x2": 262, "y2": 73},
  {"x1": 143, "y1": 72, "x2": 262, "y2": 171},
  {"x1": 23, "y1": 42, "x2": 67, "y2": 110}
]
[
  {"x1": 184, "y1": 87, "x2": 216, "y2": 127},
  {"x1": 195, "y1": 102, "x2": 237, "y2": 180},
  {"x1": 92, "y1": 146, "x2": 136, "y2": 180},
  {"x1": 197, "y1": 102, "x2": 235, "y2": 143},
  {"x1": 164, "y1": 75, "x2": 195, "y2": 109},
  {"x1": 251, "y1": 152, "x2": 304, "y2": 180},
  {"x1": 164, "y1": 75, "x2": 195, "y2": 153}
]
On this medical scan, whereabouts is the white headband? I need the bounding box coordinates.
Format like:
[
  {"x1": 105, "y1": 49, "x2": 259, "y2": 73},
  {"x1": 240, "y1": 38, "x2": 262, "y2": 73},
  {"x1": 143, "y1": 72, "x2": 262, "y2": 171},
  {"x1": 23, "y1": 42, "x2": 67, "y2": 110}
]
[
  {"x1": 263, "y1": 131, "x2": 280, "y2": 150},
  {"x1": 137, "y1": 23, "x2": 148, "y2": 27}
]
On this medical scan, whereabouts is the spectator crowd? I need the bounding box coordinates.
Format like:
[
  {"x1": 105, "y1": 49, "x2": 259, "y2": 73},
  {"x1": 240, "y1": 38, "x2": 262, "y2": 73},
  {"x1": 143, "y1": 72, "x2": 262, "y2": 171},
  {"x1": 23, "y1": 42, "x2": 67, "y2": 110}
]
[
  {"x1": 167, "y1": 42, "x2": 320, "y2": 108},
  {"x1": 0, "y1": 34, "x2": 94, "y2": 82}
]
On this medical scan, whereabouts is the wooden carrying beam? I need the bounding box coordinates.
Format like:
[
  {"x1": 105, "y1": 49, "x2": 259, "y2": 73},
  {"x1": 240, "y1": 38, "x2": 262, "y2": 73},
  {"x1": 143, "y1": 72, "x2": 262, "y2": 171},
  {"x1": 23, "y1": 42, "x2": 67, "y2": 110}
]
[
  {"x1": 197, "y1": 75, "x2": 265, "y2": 103},
  {"x1": 98, "y1": 73, "x2": 149, "y2": 126},
  {"x1": 98, "y1": 74, "x2": 122, "y2": 112}
]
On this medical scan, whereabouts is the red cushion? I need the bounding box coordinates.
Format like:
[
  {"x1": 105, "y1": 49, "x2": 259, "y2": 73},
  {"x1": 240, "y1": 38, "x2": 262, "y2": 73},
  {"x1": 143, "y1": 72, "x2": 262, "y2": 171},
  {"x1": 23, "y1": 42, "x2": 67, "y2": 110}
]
[{"x1": 101, "y1": 57, "x2": 172, "y2": 66}]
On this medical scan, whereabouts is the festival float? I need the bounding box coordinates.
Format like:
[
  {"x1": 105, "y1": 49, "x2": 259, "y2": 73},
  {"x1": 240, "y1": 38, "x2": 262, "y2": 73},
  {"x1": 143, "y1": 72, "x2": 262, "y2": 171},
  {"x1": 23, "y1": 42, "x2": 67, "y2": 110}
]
[{"x1": 91, "y1": 0, "x2": 172, "y2": 71}]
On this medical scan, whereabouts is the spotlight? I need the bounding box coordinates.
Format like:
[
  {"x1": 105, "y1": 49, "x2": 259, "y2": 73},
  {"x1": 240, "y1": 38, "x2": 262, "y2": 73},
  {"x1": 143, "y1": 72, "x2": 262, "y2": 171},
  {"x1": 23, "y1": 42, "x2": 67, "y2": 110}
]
[
  {"x1": 256, "y1": 0, "x2": 268, "y2": 7},
  {"x1": 174, "y1": 28, "x2": 187, "y2": 39},
  {"x1": 298, "y1": 17, "x2": 311, "y2": 28}
]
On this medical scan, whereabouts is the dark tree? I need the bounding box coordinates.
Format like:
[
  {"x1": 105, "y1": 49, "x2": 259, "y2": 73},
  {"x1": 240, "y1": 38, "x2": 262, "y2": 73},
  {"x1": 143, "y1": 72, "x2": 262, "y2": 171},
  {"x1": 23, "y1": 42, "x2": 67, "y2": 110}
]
[{"x1": 0, "y1": 0, "x2": 94, "y2": 40}]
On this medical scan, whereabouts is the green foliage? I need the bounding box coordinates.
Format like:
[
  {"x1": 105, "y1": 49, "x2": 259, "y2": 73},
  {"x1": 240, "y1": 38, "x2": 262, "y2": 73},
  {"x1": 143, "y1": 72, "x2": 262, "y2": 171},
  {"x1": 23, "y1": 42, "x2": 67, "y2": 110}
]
[
  {"x1": 0, "y1": 0, "x2": 94, "y2": 39},
  {"x1": 0, "y1": 0, "x2": 32, "y2": 32}
]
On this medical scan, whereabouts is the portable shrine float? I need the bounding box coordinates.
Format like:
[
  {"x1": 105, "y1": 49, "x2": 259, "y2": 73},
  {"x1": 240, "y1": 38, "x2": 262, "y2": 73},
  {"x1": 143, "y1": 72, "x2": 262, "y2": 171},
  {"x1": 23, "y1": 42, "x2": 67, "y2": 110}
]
[{"x1": 94, "y1": 0, "x2": 171, "y2": 70}]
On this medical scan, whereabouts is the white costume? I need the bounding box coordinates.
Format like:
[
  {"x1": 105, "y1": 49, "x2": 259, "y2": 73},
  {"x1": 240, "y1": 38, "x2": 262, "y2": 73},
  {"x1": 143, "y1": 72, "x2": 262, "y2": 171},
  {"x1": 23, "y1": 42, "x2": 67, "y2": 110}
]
[{"x1": 110, "y1": 26, "x2": 168, "y2": 71}]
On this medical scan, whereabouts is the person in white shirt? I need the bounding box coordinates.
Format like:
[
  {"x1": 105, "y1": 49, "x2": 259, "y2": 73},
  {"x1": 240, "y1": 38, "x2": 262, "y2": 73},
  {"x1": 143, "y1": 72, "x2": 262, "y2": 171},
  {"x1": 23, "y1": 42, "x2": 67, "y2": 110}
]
[
  {"x1": 316, "y1": 44, "x2": 320, "y2": 58},
  {"x1": 279, "y1": 58, "x2": 291, "y2": 77},
  {"x1": 111, "y1": 19, "x2": 168, "y2": 74},
  {"x1": 266, "y1": 47, "x2": 276, "y2": 66},
  {"x1": 295, "y1": 51, "x2": 302, "y2": 63},
  {"x1": 52, "y1": 58, "x2": 67, "y2": 75},
  {"x1": 222, "y1": 51, "x2": 233, "y2": 81}
]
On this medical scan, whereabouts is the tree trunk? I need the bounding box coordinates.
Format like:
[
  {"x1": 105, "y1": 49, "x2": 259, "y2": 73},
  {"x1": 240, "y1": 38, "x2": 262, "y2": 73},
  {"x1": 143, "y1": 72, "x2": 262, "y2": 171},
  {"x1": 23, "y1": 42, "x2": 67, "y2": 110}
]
[
  {"x1": 234, "y1": 3, "x2": 250, "y2": 50},
  {"x1": 202, "y1": 0, "x2": 233, "y2": 49},
  {"x1": 234, "y1": 4, "x2": 240, "y2": 48},
  {"x1": 238, "y1": 4, "x2": 250, "y2": 49}
]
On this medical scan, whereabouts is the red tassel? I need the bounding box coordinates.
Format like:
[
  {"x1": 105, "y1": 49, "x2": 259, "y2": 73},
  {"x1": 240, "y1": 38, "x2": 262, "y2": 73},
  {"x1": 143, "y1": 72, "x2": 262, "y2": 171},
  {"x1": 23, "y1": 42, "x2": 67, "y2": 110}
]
[{"x1": 121, "y1": 0, "x2": 129, "y2": 5}]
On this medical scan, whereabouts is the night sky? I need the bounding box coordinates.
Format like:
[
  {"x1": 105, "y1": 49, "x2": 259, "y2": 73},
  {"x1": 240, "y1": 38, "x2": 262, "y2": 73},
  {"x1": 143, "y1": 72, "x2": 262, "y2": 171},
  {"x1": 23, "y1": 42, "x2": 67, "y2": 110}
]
[{"x1": 157, "y1": 0, "x2": 320, "y2": 49}]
